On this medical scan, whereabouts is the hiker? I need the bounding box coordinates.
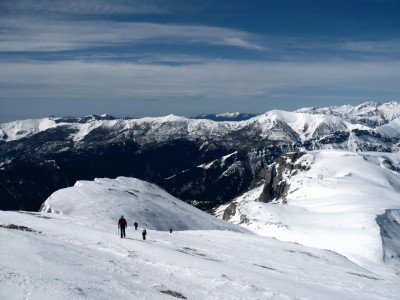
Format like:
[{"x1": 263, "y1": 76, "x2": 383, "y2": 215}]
[
  {"x1": 118, "y1": 215, "x2": 127, "y2": 238},
  {"x1": 142, "y1": 229, "x2": 147, "y2": 240},
  {"x1": 169, "y1": 227, "x2": 173, "y2": 234},
  {"x1": 134, "y1": 222, "x2": 138, "y2": 230}
]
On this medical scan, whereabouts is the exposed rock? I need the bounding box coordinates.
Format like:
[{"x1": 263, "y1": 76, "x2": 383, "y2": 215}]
[
  {"x1": 376, "y1": 209, "x2": 400, "y2": 268},
  {"x1": 258, "y1": 151, "x2": 310, "y2": 203},
  {"x1": 0, "y1": 224, "x2": 37, "y2": 232},
  {"x1": 160, "y1": 290, "x2": 187, "y2": 299},
  {"x1": 222, "y1": 202, "x2": 237, "y2": 221}
]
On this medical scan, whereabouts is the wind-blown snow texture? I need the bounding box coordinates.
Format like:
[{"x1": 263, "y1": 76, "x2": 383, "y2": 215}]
[{"x1": 216, "y1": 150, "x2": 400, "y2": 273}]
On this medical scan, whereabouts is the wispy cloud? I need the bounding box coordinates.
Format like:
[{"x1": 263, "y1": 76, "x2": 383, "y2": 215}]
[
  {"x1": 219, "y1": 37, "x2": 265, "y2": 51},
  {"x1": 339, "y1": 40, "x2": 400, "y2": 54},
  {"x1": 0, "y1": 17, "x2": 265, "y2": 52},
  {"x1": 1, "y1": 0, "x2": 169, "y2": 16}
]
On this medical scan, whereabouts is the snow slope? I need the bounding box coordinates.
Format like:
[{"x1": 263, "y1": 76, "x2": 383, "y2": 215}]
[
  {"x1": 40, "y1": 177, "x2": 248, "y2": 232},
  {"x1": 0, "y1": 118, "x2": 58, "y2": 141},
  {"x1": 1, "y1": 209, "x2": 399, "y2": 300},
  {"x1": 251, "y1": 109, "x2": 364, "y2": 141},
  {"x1": 216, "y1": 150, "x2": 400, "y2": 272},
  {"x1": 376, "y1": 117, "x2": 400, "y2": 139}
]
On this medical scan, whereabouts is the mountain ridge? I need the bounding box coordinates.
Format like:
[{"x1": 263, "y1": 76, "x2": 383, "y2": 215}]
[
  {"x1": 40, "y1": 176, "x2": 249, "y2": 233},
  {"x1": 1, "y1": 101, "x2": 400, "y2": 211}
]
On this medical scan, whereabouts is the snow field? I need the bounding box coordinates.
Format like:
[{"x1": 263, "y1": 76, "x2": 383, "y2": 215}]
[{"x1": 1, "y1": 210, "x2": 399, "y2": 300}]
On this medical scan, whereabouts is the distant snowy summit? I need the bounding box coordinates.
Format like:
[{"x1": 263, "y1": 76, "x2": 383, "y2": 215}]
[
  {"x1": 296, "y1": 101, "x2": 400, "y2": 127},
  {"x1": 53, "y1": 114, "x2": 122, "y2": 123}
]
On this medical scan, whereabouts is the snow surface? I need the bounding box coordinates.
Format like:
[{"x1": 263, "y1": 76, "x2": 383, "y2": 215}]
[
  {"x1": 1, "y1": 209, "x2": 399, "y2": 300},
  {"x1": 217, "y1": 150, "x2": 400, "y2": 274}
]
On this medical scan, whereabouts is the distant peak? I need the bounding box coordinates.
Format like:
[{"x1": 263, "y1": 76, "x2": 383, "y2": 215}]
[
  {"x1": 159, "y1": 114, "x2": 186, "y2": 121},
  {"x1": 356, "y1": 101, "x2": 379, "y2": 109},
  {"x1": 216, "y1": 112, "x2": 240, "y2": 118}
]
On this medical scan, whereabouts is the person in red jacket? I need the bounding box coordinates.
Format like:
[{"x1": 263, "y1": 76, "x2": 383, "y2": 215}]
[{"x1": 118, "y1": 215, "x2": 127, "y2": 238}]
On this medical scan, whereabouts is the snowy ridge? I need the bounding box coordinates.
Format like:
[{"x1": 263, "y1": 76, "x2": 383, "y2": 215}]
[
  {"x1": 2, "y1": 111, "x2": 362, "y2": 143},
  {"x1": 252, "y1": 110, "x2": 365, "y2": 141},
  {"x1": 216, "y1": 112, "x2": 240, "y2": 118},
  {"x1": 217, "y1": 150, "x2": 400, "y2": 271},
  {"x1": 0, "y1": 118, "x2": 57, "y2": 141},
  {"x1": 296, "y1": 101, "x2": 400, "y2": 127},
  {"x1": 0, "y1": 102, "x2": 400, "y2": 143},
  {"x1": 40, "y1": 177, "x2": 248, "y2": 232}
]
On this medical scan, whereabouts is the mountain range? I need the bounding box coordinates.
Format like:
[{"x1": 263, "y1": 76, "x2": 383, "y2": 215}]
[
  {"x1": 1, "y1": 101, "x2": 400, "y2": 299},
  {"x1": 1, "y1": 101, "x2": 400, "y2": 211}
]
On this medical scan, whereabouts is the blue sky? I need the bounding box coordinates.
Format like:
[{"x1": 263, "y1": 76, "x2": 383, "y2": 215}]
[{"x1": 1, "y1": 0, "x2": 400, "y2": 123}]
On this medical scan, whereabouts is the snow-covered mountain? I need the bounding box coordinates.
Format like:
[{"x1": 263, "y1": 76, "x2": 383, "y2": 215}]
[
  {"x1": 215, "y1": 150, "x2": 400, "y2": 271},
  {"x1": 1, "y1": 104, "x2": 398, "y2": 145},
  {"x1": 40, "y1": 177, "x2": 248, "y2": 232},
  {"x1": 376, "y1": 117, "x2": 400, "y2": 140},
  {"x1": 1, "y1": 101, "x2": 400, "y2": 211},
  {"x1": 1, "y1": 177, "x2": 399, "y2": 299},
  {"x1": 296, "y1": 101, "x2": 400, "y2": 128}
]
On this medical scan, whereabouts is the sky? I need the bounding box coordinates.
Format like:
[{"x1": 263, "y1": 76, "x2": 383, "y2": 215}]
[{"x1": 1, "y1": 0, "x2": 400, "y2": 123}]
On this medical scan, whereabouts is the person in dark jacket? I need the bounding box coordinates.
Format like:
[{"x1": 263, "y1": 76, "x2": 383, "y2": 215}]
[
  {"x1": 118, "y1": 216, "x2": 127, "y2": 238},
  {"x1": 134, "y1": 222, "x2": 138, "y2": 230},
  {"x1": 169, "y1": 227, "x2": 173, "y2": 234},
  {"x1": 142, "y1": 229, "x2": 147, "y2": 240}
]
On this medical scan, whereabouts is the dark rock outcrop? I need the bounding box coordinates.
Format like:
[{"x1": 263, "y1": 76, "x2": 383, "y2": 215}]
[
  {"x1": 376, "y1": 209, "x2": 400, "y2": 267},
  {"x1": 258, "y1": 151, "x2": 310, "y2": 203}
]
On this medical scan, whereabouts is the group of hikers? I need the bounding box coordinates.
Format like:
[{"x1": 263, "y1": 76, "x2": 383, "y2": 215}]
[{"x1": 118, "y1": 215, "x2": 173, "y2": 240}]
